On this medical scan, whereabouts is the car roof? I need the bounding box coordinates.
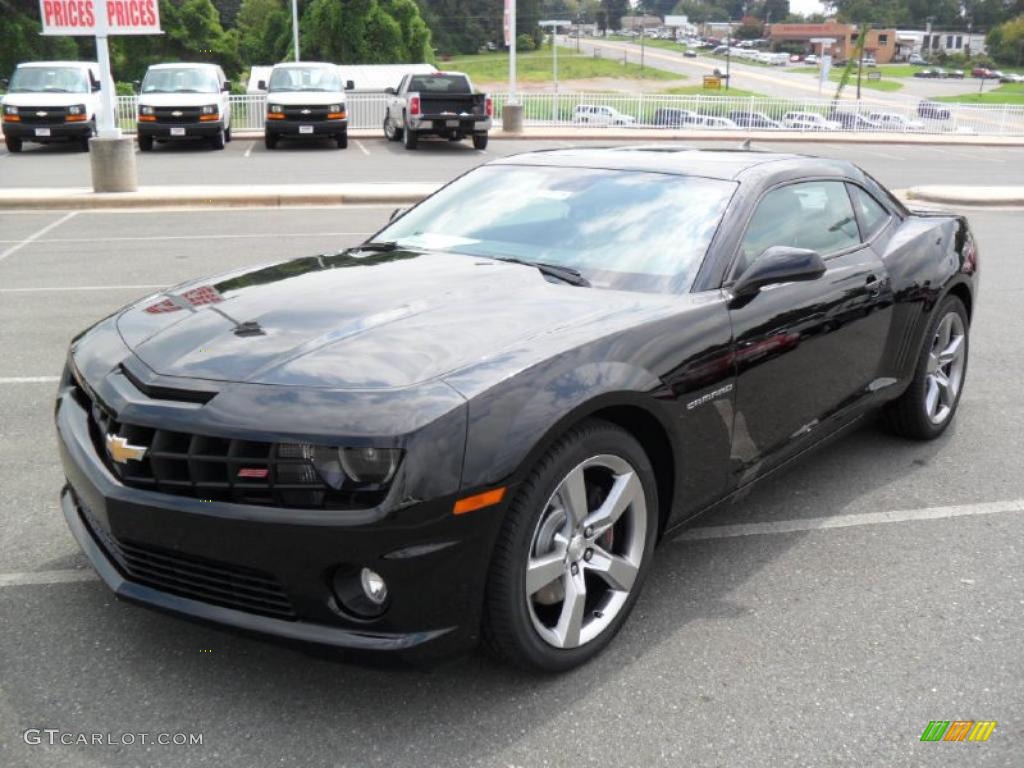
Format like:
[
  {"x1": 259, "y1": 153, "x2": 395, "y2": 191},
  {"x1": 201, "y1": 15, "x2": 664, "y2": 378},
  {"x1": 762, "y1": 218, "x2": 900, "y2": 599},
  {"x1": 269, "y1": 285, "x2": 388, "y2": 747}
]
[
  {"x1": 148, "y1": 62, "x2": 222, "y2": 70},
  {"x1": 495, "y1": 146, "x2": 863, "y2": 183},
  {"x1": 272, "y1": 61, "x2": 338, "y2": 69},
  {"x1": 17, "y1": 61, "x2": 97, "y2": 69}
]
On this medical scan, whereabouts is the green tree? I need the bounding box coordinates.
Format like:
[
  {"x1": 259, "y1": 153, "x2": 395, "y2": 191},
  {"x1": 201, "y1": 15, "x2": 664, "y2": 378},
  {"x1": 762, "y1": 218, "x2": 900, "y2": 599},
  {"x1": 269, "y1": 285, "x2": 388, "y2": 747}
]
[
  {"x1": 235, "y1": 0, "x2": 292, "y2": 64},
  {"x1": 987, "y1": 15, "x2": 1024, "y2": 66},
  {"x1": 302, "y1": 0, "x2": 432, "y2": 62},
  {"x1": 0, "y1": 1, "x2": 80, "y2": 81}
]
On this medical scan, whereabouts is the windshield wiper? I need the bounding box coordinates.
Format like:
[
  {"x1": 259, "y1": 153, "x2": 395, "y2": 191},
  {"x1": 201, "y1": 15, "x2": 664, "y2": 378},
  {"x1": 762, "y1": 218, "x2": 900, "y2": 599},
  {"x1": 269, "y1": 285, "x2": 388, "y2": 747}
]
[
  {"x1": 354, "y1": 241, "x2": 401, "y2": 252},
  {"x1": 492, "y1": 257, "x2": 590, "y2": 287}
]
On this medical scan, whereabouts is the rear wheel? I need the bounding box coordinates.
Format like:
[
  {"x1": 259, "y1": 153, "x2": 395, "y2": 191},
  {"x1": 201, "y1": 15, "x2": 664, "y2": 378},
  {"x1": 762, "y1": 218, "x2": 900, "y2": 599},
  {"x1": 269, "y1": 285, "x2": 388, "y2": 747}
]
[
  {"x1": 264, "y1": 131, "x2": 278, "y2": 150},
  {"x1": 884, "y1": 294, "x2": 969, "y2": 439},
  {"x1": 472, "y1": 132, "x2": 489, "y2": 150},
  {"x1": 138, "y1": 134, "x2": 154, "y2": 152},
  {"x1": 483, "y1": 419, "x2": 658, "y2": 672},
  {"x1": 403, "y1": 125, "x2": 418, "y2": 150},
  {"x1": 5, "y1": 136, "x2": 22, "y2": 153}
]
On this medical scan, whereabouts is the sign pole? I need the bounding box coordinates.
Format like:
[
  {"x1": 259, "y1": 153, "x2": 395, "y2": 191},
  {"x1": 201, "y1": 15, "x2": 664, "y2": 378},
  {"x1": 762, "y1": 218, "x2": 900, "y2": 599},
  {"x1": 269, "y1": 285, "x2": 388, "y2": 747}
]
[
  {"x1": 292, "y1": 0, "x2": 300, "y2": 61},
  {"x1": 94, "y1": 3, "x2": 120, "y2": 138},
  {"x1": 509, "y1": 0, "x2": 517, "y2": 104}
]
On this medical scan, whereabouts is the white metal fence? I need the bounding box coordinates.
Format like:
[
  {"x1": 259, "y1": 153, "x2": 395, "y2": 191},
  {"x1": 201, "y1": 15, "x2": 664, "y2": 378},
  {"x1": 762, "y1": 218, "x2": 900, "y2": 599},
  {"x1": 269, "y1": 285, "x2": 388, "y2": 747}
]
[{"x1": 114, "y1": 92, "x2": 1024, "y2": 137}]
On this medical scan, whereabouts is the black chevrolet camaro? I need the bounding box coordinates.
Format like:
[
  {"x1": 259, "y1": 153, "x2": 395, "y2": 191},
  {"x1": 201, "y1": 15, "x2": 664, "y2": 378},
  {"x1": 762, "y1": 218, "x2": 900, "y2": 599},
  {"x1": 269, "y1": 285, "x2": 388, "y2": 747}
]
[{"x1": 57, "y1": 148, "x2": 978, "y2": 671}]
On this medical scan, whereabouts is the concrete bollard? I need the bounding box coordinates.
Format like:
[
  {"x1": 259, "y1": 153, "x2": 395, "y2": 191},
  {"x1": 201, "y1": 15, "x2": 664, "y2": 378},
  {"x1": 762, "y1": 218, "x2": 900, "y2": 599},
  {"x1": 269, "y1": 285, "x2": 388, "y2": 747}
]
[
  {"x1": 88, "y1": 137, "x2": 138, "y2": 193},
  {"x1": 502, "y1": 104, "x2": 524, "y2": 134}
]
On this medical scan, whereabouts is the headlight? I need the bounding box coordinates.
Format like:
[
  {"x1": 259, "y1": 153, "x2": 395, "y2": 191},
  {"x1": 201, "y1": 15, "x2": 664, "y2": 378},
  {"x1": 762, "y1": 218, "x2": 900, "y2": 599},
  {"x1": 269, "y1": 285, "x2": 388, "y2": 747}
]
[
  {"x1": 3, "y1": 105, "x2": 18, "y2": 115},
  {"x1": 339, "y1": 447, "x2": 401, "y2": 484},
  {"x1": 279, "y1": 443, "x2": 402, "y2": 489},
  {"x1": 201, "y1": 104, "x2": 217, "y2": 115},
  {"x1": 268, "y1": 104, "x2": 283, "y2": 113},
  {"x1": 327, "y1": 104, "x2": 341, "y2": 113},
  {"x1": 68, "y1": 104, "x2": 85, "y2": 115},
  {"x1": 139, "y1": 105, "x2": 154, "y2": 116}
]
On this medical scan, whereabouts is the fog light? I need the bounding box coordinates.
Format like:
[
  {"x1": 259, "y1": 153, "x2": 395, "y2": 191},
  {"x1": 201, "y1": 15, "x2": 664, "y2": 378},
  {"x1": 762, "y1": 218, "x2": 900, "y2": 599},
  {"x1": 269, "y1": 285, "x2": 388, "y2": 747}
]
[{"x1": 360, "y1": 567, "x2": 388, "y2": 605}]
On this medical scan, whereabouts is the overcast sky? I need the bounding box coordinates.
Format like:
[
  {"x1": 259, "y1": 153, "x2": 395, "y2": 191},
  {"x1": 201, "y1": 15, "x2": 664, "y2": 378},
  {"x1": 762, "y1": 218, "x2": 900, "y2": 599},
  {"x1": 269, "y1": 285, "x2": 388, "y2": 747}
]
[{"x1": 789, "y1": 0, "x2": 828, "y2": 15}]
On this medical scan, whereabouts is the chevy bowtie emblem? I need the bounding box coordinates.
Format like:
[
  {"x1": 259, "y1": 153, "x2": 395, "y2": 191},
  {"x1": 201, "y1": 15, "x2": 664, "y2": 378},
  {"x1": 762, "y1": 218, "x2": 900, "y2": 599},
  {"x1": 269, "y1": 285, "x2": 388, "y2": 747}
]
[
  {"x1": 36, "y1": 111, "x2": 48, "y2": 117},
  {"x1": 106, "y1": 434, "x2": 148, "y2": 463},
  {"x1": 300, "y1": 108, "x2": 311, "y2": 114},
  {"x1": 171, "y1": 110, "x2": 183, "y2": 117}
]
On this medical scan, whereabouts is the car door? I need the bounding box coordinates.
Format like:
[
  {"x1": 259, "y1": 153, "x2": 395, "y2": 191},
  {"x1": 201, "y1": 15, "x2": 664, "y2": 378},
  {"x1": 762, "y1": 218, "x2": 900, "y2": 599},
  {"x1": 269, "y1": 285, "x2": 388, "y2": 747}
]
[{"x1": 725, "y1": 179, "x2": 894, "y2": 483}]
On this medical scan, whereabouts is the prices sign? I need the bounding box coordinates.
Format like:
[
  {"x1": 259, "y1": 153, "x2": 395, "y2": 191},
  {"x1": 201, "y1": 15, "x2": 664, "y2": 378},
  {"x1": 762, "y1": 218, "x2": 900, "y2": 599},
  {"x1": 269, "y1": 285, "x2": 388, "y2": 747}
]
[{"x1": 39, "y1": 0, "x2": 161, "y2": 35}]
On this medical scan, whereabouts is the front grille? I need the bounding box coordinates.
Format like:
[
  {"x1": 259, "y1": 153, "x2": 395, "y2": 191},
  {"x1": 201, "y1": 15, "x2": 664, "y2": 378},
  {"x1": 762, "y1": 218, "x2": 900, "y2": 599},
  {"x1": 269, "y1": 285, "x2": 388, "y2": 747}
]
[
  {"x1": 281, "y1": 105, "x2": 330, "y2": 120},
  {"x1": 19, "y1": 107, "x2": 68, "y2": 124},
  {"x1": 79, "y1": 507, "x2": 296, "y2": 619},
  {"x1": 153, "y1": 107, "x2": 202, "y2": 124}
]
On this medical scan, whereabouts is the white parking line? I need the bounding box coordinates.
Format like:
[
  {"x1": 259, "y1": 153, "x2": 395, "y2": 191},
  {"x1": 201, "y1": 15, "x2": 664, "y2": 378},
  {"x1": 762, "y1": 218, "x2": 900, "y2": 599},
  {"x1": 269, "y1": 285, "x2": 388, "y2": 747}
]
[
  {"x1": 354, "y1": 139, "x2": 370, "y2": 156},
  {"x1": 0, "y1": 570, "x2": 99, "y2": 587},
  {"x1": 676, "y1": 498, "x2": 1024, "y2": 542},
  {"x1": 0, "y1": 284, "x2": 163, "y2": 293},
  {"x1": 244, "y1": 141, "x2": 254, "y2": 158},
  {"x1": 0, "y1": 211, "x2": 77, "y2": 264},
  {"x1": 0, "y1": 376, "x2": 60, "y2": 384},
  {"x1": 0, "y1": 231, "x2": 372, "y2": 245}
]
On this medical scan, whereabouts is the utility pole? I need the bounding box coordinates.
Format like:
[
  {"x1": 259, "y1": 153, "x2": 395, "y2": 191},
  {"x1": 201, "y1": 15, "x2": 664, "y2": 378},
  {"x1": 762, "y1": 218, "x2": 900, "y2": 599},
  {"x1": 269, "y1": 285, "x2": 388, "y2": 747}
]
[
  {"x1": 291, "y1": 0, "x2": 300, "y2": 61},
  {"x1": 539, "y1": 21, "x2": 570, "y2": 123},
  {"x1": 725, "y1": 25, "x2": 731, "y2": 91}
]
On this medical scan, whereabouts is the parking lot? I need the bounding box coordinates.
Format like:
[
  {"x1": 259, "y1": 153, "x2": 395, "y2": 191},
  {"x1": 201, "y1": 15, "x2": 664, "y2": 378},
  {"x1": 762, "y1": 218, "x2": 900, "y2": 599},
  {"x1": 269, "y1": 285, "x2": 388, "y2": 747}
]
[{"x1": 1, "y1": 144, "x2": 1022, "y2": 766}]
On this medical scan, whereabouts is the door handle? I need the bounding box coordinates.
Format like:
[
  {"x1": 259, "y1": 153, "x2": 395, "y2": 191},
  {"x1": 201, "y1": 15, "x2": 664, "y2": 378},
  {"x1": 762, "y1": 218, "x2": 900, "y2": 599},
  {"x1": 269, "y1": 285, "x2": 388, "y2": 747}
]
[{"x1": 865, "y1": 274, "x2": 883, "y2": 297}]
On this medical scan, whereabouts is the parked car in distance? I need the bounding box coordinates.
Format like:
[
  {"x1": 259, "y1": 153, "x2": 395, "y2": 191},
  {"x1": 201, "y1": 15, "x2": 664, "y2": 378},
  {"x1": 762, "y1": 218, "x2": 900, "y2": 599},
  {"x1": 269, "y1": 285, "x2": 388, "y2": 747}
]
[
  {"x1": 571, "y1": 104, "x2": 637, "y2": 127},
  {"x1": 729, "y1": 111, "x2": 782, "y2": 129},
  {"x1": 829, "y1": 111, "x2": 883, "y2": 131},
  {"x1": 804, "y1": 54, "x2": 818, "y2": 65},
  {"x1": 58, "y1": 148, "x2": 979, "y2": 672},
  {"x1": 1, "y1": 61, "x2": 100, "y2": 153},
  {"x1": 782, "y1": 111, "x2": 840, "y2": 131},
  {"x1": 383, "y1": 71, "x2": 492, "y2": 150},
  {"x1": 262, "y1": 62, "x2": 353, "y2": 150},
  {"x1": 135, "y1": 63, "x2": 231, "y2": 152},
  {"x1": 695, "y1": 115, "x2": 739, "y2": 129},
  {"x1": 908, "y1": 53, "x2": 927, "y2": 65},
  {"x1": 914, "y1": 67, "x2": 947, "y2": 78},
  {"x1": 1000, "y1": 72, "x2": 1024, "y2": 83},
  {"x1": 970, "y1": 67, "x2": 999, "y2": 79},
  {"x1": 652, "y1": 108, "x2": 701, "y2": 127},
  {"x1": 917, "y1": 100, "x2": 952, "y2": 120},
  {"x1": 683, "y1": 49, "x2": 698, "y2": 58},
  {"x1": 860, "y1": 55, "x2": 877, "y2": 67},
  {"x1": 869, "y1": 112, "x2": 926, "y2": 132}
]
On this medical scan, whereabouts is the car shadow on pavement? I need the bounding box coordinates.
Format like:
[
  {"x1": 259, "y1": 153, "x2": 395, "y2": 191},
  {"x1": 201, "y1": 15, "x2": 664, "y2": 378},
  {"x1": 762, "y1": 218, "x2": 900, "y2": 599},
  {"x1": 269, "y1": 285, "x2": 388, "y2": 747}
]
[{"x1": 3, "y1": 417, "x2": 957, "y2": 765}]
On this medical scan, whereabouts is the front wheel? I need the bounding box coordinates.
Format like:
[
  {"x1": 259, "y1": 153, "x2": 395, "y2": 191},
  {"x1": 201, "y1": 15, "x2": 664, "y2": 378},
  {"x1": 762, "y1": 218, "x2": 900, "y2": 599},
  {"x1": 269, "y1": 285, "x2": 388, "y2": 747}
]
[
  {"x1": 336, "y1": 132, "x2": 348, "y2": 149},
  {"x1": 472, "y1": 132, "x2": 489, "y2": 150},
  {"x1": 138, "y1": 134, "x2": 154, "y2": 152},
  {"x1": 209, "y1": 129, "x2": 226, "y2": 150},
  {"x1": 5, "y1": 136, "x2": 23, "y2": 152},
  {"x1": 264, "y1": 131, "x2": 278, "y2": 150},
  {"x1": 884, "y1": 294, "x2": 969, "y2": 439},
  {"x1": 384, "y1": 116, "x2": 402, "y2": 142},
  {"x1": 483, "y1": 419, "x2": 658, "y2": 672}
]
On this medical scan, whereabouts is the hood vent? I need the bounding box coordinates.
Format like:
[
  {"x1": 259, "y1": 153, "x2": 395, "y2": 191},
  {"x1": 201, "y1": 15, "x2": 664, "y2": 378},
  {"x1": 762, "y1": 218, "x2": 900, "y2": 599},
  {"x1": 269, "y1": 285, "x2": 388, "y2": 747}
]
[{"x1": 119, "y1": 364, "x2": 217, "y2": 405}]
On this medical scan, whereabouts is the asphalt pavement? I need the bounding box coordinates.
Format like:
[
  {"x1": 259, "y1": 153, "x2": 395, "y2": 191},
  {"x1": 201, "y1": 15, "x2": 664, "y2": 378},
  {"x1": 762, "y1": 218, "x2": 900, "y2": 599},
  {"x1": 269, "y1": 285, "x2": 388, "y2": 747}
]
[
  {"x1": 0, "y1": 160, "x2": 1021, "y2": 766},
  {"x1": 3, "y1": 137, "x2": 1024, "y2": 191}
]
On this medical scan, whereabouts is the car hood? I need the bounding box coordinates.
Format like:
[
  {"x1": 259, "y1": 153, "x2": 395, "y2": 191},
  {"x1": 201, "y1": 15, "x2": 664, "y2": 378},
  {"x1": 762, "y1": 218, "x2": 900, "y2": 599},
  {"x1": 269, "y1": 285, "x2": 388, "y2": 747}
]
[
  {"x1": 265, "y1": 91, "x2": 346, "y2": 106},
  {"x1": 137, "y1": 92, "x2": 222, "y2": 108},
  {"x1": 1, "y1": 92, "x2": 93, "y2": 108},
  {"x1": 116, "y1": 249, "x2": 668, "y2": 391}
]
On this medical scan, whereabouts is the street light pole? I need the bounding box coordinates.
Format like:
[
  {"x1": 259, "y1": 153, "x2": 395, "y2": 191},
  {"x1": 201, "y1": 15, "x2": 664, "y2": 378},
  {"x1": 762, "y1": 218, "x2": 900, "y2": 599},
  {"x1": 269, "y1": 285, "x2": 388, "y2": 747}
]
[{"x1": 292, "y1": 0, "x2": 300, "y2": 61}]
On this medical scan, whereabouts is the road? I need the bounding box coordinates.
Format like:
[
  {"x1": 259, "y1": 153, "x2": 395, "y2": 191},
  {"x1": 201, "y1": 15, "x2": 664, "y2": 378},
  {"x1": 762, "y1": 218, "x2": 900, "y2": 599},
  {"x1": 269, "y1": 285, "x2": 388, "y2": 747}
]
[
  {"x1": 0, "y1": 152, "x2": 1022, "y2": 766},
  {"x1": 3, "y1": 137, "x2": 1024, "y2": 190},
  {"x1": 573, "y1": 36, "x2": 995, "y2": 106}
]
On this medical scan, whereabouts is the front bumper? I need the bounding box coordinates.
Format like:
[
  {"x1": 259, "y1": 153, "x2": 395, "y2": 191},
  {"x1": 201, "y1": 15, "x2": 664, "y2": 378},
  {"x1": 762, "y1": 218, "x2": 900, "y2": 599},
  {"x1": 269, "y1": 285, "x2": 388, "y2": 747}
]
[
  {"x1": 56, "y1": 388, "x2": 503, "y2": 661},
  {"x1": 265, "y1": 119, "x2": 348, "y2": 137},
  {"x1": 3, "y1": 120, "x2": 93, "y2": 140},
  {"x1": 137, "y1": 120, "x2": 225, "y2": 139}
]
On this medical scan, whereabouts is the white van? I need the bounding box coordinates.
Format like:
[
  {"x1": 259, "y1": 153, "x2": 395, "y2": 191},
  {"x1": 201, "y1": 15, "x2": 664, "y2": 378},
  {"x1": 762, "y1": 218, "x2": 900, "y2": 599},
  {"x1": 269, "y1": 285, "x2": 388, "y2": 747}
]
[
  {"x1": 1, "y1": 61, "x2": 101, "y2": 153},
  {"x1": 261, "y1": 62, "x2": 354, "y2": 149},
  {"x1": 571, "y1": 104, "x2": 636, "y2": 127},
  {"x1": 136, "y1": 63, "x2": 232, "y2": 151}
]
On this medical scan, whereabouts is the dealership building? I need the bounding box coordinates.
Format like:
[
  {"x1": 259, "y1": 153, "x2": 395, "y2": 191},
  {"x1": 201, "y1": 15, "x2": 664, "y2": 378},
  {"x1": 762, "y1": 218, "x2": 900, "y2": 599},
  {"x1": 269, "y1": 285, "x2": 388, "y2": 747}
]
[{"x1": 766, "y1": 23, "x2": 899, "y2": 63}]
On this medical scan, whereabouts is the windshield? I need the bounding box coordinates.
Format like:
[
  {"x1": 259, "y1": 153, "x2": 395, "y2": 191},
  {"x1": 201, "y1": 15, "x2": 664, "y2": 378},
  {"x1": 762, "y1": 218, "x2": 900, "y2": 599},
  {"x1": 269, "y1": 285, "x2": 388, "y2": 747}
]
[
  {"x1": 373, "y1": 165, "x2": 735, "y2": 293},
  {"x1": 9, "y1": 66, "x2": 90, "y2": 94},
  {"x1": 268, "y1": 67, "x2": 342, "y2": 92},
  {"x1": 142, "y1": 68, "x2": 220, "y2": 94}
]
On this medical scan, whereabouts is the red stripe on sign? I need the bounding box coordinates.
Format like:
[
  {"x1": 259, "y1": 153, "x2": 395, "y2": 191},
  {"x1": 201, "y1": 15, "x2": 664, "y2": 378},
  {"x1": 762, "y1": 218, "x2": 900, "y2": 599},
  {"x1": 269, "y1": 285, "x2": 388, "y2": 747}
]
[{"x1": 238, "y1": 468, "x2": 269, "y2": 479}]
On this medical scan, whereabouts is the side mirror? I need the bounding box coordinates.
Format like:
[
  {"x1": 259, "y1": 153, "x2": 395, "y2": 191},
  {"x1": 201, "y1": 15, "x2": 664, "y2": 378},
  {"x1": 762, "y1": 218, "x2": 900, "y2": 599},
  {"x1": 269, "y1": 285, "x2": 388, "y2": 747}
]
[
  {"x1": 384, "y1": 86, "x2": 396, "y2": 95},
  {"x1": 389, "y1": 206, "x2": 409, "y2": 222},
  {"x1": 132, "y1": 80, "x2": 141, "y2": 93},
  {"x1": 92, "y1": 80, "x2": 102, "y2": 92},
  {"x1": 732, "y1": 246, "x2": 825, "y2": 300},
  {"x1": 222, "y1": 80, "x2": 231, "y2": 91},
  {"x1": 346, "y1": 80, "x2": 355, "y2": 90},
  {"x1": 257, "y1": 80, "x2": 267, "y2": 91},
  {"x1": 1, "y1": 78, "x2": 9, "y2": 88}
]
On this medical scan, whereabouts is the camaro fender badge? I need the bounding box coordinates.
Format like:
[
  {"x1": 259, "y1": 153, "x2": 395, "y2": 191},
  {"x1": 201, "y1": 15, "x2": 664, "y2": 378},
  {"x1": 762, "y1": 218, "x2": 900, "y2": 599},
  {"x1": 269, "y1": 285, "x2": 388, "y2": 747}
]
[
  {"x1": 105, "y1": 434, "x2": 148, "y2": 463},
  {"x1": 686, "y1": 383, "x2": 734, "y2": 411}
]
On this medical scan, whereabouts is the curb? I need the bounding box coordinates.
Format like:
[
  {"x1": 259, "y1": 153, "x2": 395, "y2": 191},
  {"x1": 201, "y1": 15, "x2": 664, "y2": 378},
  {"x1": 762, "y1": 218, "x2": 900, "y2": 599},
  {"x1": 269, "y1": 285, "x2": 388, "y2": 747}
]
[
  {"x1": 0, "y1": 183, "x2": 442, "y2": 211},
  {"x1": 904, "y1": 185, "x2": 1024, "y2": 207}
]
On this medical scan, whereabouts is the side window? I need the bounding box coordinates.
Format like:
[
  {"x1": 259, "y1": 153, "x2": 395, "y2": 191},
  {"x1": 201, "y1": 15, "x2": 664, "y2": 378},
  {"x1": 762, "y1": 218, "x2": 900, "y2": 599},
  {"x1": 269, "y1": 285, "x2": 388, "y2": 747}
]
[
  {"x1": 849, "y1": 185, "x2": 891, "y2": 240},
  {"x1": 737, "y1": 180, "x2": 861, "y2": 276}
]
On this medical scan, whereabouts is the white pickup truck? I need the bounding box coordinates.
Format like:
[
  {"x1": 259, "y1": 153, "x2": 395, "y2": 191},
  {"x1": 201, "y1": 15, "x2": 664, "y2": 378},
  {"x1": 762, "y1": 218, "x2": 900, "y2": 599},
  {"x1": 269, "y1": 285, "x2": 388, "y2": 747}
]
[
  {"x1": 383, "y1": 72, "x2": 492, "y2": 150},
  {"x1": 1, "y1": 61, "x2": 101, "y2": 153}
]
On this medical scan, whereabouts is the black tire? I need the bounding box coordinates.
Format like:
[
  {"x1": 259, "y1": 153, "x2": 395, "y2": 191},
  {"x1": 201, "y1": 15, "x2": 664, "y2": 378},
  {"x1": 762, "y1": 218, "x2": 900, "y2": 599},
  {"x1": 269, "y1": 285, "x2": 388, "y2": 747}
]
[
  {"x1": 336, "y1": 132, "x2": 348, "y2": 149},
  {"x1": 5, "y1": 136, "x2": 22, "y2": 153},
  {"x1": 225, "y1": 124, "x2": 232, "y2": 143},
  {"x1": 209, "y1": 129, "x2": 226, "y2": 150},
  {"x1": 883, "y1": 294, "x2": 969, "y2": 440},
  {"x1": 78, "y1": 135, "x2": 91, "y2": 152},
  {"x1": 482, "y1": 419, "x2": 658, "y2": 672},
  {"x1": 472, "y1": 132, "x2": 489, "y2": 150},
  {"x1": 403, "y1": 125, "x2": 418, "y2": 150},
  {"x1": 138, "y1": 134, "x2": 154, "y2": 152},
  {"x1": 384, "y1": 116, "x2": 402, "y2": 141},
  {"x1": 264, "y1": 131, "x2": 278, "y2": 150}
]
